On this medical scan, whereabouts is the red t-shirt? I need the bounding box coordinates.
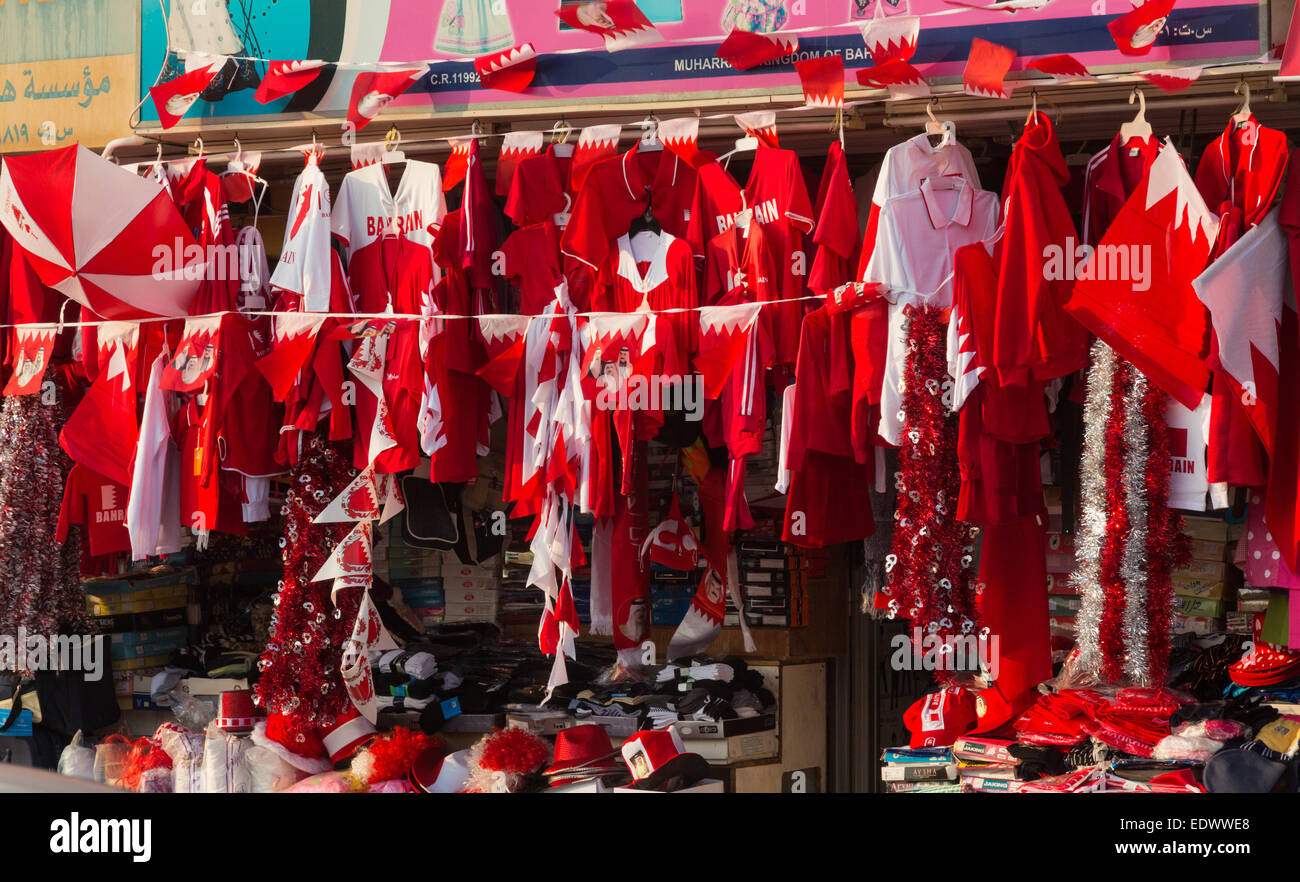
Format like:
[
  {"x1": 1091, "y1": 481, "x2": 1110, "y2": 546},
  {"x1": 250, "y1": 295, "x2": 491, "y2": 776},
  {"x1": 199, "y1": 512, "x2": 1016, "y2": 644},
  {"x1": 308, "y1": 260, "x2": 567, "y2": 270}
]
[
  {"x1": 56, "y1": 464, "x2": 130, "y2": 557},
  {"x1": 500, "y1": 220, "x2": 563, "y2": 315}
]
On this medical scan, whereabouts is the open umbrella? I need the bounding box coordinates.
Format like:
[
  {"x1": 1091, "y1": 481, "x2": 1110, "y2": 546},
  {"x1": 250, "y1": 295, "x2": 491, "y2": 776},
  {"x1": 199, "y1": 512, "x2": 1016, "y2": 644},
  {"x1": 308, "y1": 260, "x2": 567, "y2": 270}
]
[{"x1": 0, "y1": 144, "x2": 201, "y2": 320}]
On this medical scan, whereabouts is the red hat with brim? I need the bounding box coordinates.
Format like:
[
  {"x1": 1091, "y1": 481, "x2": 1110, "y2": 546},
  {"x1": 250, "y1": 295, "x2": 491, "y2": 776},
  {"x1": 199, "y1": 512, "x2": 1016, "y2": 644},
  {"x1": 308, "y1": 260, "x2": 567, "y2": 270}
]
[{"x1": 319, "y1": 707, "x2": 378, "y2": 766}]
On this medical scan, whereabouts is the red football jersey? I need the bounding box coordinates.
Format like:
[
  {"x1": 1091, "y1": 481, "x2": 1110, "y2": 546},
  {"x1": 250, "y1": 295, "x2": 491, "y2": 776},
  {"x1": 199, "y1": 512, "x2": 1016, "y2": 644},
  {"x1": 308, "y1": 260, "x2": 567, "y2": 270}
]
[
  {"x1": 56, "y1": 464, "x2": 131, "y2": 557},
  {"x1": 500, "y1": 220, "x2": 563, "y2": 315},
  {"x1": 686, "y1": 145, "x2": 814, "y2": 366}
]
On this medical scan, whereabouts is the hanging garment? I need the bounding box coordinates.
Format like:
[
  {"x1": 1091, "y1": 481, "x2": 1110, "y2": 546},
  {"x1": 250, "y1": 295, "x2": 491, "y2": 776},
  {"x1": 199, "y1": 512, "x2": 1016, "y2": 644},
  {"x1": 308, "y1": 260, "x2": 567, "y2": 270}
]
[
  {"x1": 783, "y1": 305, "x2": 874, "y2": 548},
  {"x1": 505, "y1": 144, "x2": 575, "y2": 228},
  {"x1": 1266, "y1": 149, "x2": 1300, "y2": 575},
  {"x1": 127, "y1": 353, "x2": 182, "y2": 561},
  {"x1": 500, "y1": 220, "x2": 564, "y2": 314},
  {"x1": 269, "y1": 152, "x2": 348, "y2": 314},
  {"x1": 686, "y1": 144, "x2": 814, "y2": 367},
  {"x1": 171, "y1": 159, "x2": 242, "y2": 315},
  {"x1": 55, "y1": 463, "x2": 131, "y2": 557},
  {"x1": 864, "y1": 177, "x2": 1000, "y2": 446},
  {"x1": 992, "y1": 112, "x2": 1090, "y2": 386},
  {"x1": 857, "y1": 132, "x2": 981, "y2": 275},
  {"x1": 1065, "y1": 141, "x2": 1220, "y2": 411},
  {"x1": 807, "y1": 141, "x2": 861, "y2": 295},
  {"x1": 562, "y1": 143, "x2": 699, "y2": 309},
  {"x1": 1195, "y1": 115, "x2": 1287, "y2": 488}
]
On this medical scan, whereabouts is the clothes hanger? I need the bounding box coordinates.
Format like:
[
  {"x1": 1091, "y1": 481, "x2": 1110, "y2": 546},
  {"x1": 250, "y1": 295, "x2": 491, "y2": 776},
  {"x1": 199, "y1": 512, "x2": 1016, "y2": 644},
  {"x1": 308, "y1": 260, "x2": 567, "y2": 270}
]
[
  {"x1": 924, "y1": 99, "x2": 955, "y2": 148},
  {"x1": 382, "y1": 125, "x2": 407, "y2": 165},
  {"x1": 719, "y1": 135, "x2": 758, "y2": 169},
  {"x1": 551, "y1": 118, "x2": 575, "y2": 158},
  {"x1": 1119, "y1": 87, "x2": 1153, "y2": 144},
  {"x1": 627, "y1": 203, "x2": 662, "y2": 237},
  {"x1": 1024, "y1": 89, "x2": 1063, "y2": 129},
  {"x1": 1232, "y1": 77, "x2": 1252, "y2": 127}
]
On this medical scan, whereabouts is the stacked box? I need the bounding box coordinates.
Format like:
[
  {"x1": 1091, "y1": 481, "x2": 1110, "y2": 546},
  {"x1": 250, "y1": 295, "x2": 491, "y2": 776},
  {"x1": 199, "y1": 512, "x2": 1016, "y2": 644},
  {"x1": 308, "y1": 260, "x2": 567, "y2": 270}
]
[
  {"x1": 727, "y1": 540, "x2": 810, "y2": 628},
  {"x1": 84, "y1": 568, "x2": 197, "y2": 670},
  {"x1": 442, "y1": 554, "x2": 500, "y2": 623},
  {"x1": 393, "y1": 577, "x2": 445, "y2": 627},
  {"x1": 1174, "y1": 515, "x2": 1240, "y2": 637}
]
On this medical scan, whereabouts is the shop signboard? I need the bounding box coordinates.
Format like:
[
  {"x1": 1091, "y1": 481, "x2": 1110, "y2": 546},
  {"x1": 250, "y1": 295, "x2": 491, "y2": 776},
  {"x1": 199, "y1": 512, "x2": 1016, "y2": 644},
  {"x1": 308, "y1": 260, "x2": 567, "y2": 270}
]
[
  {"x1": 1, "y1": 0, "x2": 139, "y2": 154},
  {"x1": 137, "y1": 0, "x2": 1266, "y2": 128}
]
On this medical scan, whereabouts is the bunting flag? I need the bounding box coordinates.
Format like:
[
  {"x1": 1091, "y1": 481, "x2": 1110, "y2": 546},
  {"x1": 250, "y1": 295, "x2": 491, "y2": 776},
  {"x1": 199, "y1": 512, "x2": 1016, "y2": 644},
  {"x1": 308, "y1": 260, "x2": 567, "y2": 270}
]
[
  {"x1": 340, "y1": 587, "x2": 398, "y2": 723},
  {"x1": 475, "y1": 43, "x2": 537, "y2": 92},
  {"x1": 346, "y1": 68, "x2": 425, "y2": 131},
  {"x1": 1192, "y1": 211, "x2": 1288, "y2": 456},
  {"x1": 312, "y1": 520, "x2": 374, "y2": 583},
  {"x1": 716, "y1": 29, "x2": 799, "y2": 70},
  {"x1": 442, "y1": 135, "x2": 476, "y2": 192},
  {"x1": 350, "y1": 142, "x2": 386, "y2": 170},
  {"x1": 149, "y1": 55, "x2": 228, "y2": 129},
  {"x1": 495, "y1": 131, "x2": 544, "y2": 197},
  {"x1": 555, "y1": 0, "x2": 661, "y2": 52},
  {"x1": 378, "y1": 473, "x2": 405, "y2": 525},
  {"x1": 963, "y1": 37, "x2": 1016, "y2": 99},
  {"x1": 796, "y1": 55, "x2": 845, "y2": 109},
  {"x1": 735, "y1": 110, "x2": 779, "y2": 148},
  {"x1": 314, "y1": 466, "x2": 382, "y2": 523},
  {"x1": 639, "y1": 494, "x2": 702, "y2": 571},
  {"x1": 569, "y1": 124, "x2": 622, "y2": 193},
  {"x1": 3, "y1": 325, "x2": 57, "y2": 396},
  {"x1": 1026, "y1": 54, "x2": 1095, "y2": 83},
  {"x1": 696, "y1": 302, "x2": 763, "y2": 399},
  {"x1": 1109, "y1": 0, "x2": 1175, "y2": 56},
  {"x1": 257, "y1": 314, "x2": 328, "y2": 400},
  {"x1": 667, "y1": 564, "x2": 729, "y2": 660},
  {"x1": 856, "y1": 58, "x2": 930, "y2": 100},
  {"x1": 476, "y1": 314, "x2": 530, "y2": 395},
  {"x1": 160, "y1": 315, "x2": 222, "y2": 393},
  {"x1": 253, "y1": 60, "x2": 327, "y2": 104},
  {"x1": 659, "y1": 117, "x2": 704, "y2": 167},
  {"x1": 346, "y1": 325, "x2": 398, "y2": 467},
  {"x1": 861, "y1": 14, "x2": 920, "y2": 63},
  {"x1": 60, "y1": 339, "x2": 138, "y2": 487},
  {"x1": 582, "y1": 311, "x2": 654, "y2": 377},
  {"x1": 1138, "y1": 66, "x2": 1203, "y2": 92}
]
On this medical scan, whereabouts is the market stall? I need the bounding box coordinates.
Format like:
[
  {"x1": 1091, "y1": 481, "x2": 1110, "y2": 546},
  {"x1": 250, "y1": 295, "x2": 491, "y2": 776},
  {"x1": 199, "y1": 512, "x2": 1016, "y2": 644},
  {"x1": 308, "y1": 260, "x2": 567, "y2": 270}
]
[{"x1": 0, "y1": 0, "x2": 1298, "y2": 795}]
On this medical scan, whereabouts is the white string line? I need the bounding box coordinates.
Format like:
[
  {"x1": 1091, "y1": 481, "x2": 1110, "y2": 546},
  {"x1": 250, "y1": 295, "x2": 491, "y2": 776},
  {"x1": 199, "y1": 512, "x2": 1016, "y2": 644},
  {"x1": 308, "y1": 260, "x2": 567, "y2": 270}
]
[{"x1": 2, "y1": 295, "x2": 831, "y2": 332}]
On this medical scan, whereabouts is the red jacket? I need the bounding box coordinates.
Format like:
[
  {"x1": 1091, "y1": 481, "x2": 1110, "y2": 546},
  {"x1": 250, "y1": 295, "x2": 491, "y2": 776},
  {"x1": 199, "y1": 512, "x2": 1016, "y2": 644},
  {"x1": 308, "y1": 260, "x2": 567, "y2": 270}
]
[{"x1": 992, "y1": 113, "x2": 1089, "y2": 386}]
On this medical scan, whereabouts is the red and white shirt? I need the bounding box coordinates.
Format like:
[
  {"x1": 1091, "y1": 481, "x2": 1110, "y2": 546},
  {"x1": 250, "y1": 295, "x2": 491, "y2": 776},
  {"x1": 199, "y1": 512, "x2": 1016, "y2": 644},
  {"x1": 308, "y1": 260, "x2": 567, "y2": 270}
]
[
  {"x1": 270, "y1": 153, "x2": 341, "y2": 313},
  {"x1": 857, "y1": 134, "x2": 981, "y2": 276},
  {"x1": 864, "y1": 177, "x2": 1000, "y2": 445},
  {"x1": 686, "y1": 145, "x2": 813, "y2": 367},
  {"x1": 57, "y1": 464, "x2": 131, "y2": 557}
]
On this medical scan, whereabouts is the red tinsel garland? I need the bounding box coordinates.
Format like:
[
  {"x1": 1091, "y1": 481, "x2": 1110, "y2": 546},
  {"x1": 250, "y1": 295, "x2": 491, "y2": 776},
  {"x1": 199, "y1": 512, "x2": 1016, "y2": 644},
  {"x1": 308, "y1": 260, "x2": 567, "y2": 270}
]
[
  {"x1": 886, "y1": 306, "x2": 979, "y2": 661},
  {"x1": 254, "y1": 436, "x2": 362, "y2": 748},
  {"x1": 1141, "y1": 383, "x2": 1189, "y2": 684},
  {"x1": 1097, "y1": 360, "x2": 1131, "y2": 682}
]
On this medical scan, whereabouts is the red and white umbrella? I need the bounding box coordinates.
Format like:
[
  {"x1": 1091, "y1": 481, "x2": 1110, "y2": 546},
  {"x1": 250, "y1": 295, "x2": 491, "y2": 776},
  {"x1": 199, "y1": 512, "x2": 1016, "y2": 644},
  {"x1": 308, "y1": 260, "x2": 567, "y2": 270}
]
[{"x1": 0, "y1": 144, "x2": 201, "y2": 320}]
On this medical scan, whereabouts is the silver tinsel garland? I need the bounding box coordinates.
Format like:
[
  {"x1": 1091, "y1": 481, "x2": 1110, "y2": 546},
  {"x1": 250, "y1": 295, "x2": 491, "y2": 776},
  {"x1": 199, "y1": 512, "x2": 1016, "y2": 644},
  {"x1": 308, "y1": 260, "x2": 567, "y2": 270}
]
[
  {"x1": 1119, "y1": 371, "x2": 1151, "y2": 684},
  {"x1": 1073, "y1": 339, "x2": 1115, "y2": 674},
  {"x1": 0, "y1": 388, "x2": 87, "y2": 669}
]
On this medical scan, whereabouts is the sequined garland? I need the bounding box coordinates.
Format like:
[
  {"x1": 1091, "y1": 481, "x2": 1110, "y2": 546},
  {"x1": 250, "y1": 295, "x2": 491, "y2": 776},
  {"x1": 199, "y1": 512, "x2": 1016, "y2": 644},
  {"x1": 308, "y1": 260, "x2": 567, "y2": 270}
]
[
  {"x1": 1119, "y1": 371, "x2": 1151, "y2": 684},
  {"x1": 883, "y1": 305, "x2": 980, "y2": 658},
  {"x1": 1073, "y1": 340, "x2": 1116, "y2": 674},
  {"x1": 0, "y1": 389, "x2": 88, "y2": 659},
  {"x1": 1097, "y1": 359, "x2": 1132, "y2": 681},
  {"x1": 1074, "y1": 341, "x2": 1189, "y2": 686},
  {"x1": 255, "y1": 437, "x2": 362, "y2": 747}
]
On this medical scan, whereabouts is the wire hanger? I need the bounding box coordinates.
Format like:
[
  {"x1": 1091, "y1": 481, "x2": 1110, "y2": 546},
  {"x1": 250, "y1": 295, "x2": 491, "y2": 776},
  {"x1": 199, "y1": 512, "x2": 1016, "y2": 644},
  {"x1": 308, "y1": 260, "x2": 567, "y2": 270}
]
[
  {"x1": 924, "y1": 99, "x2": 956, "y2": 148},
  {"x1": 1024, "y1": 89, "x2": 1063, "y2": 129},
  {"x1": 1232, "y1": 77, "x2": 1252, "y2": 126},
  {"x1": 189, "y1": 136, "x2": 205, "y2": 157},
  {"x1": 227, "y1": 137, "x2": 270, "y2": 229},
  {"x1": 551, "y1": 117, "x2": 575, "y2": 157},
  {"x1": 1119, "y1": 87, "x2": 1153, "y2": 144},
  {"x1": 382, "y1": 125, "x2": 406, "y2": 165}
]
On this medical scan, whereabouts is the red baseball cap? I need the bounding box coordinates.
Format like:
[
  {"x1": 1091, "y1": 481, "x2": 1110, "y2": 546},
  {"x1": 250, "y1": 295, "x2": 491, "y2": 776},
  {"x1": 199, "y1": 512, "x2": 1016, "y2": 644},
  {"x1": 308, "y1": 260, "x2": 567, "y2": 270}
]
[{"x1": 904, "y1": 686, "x2": 978, "y2": 748}]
